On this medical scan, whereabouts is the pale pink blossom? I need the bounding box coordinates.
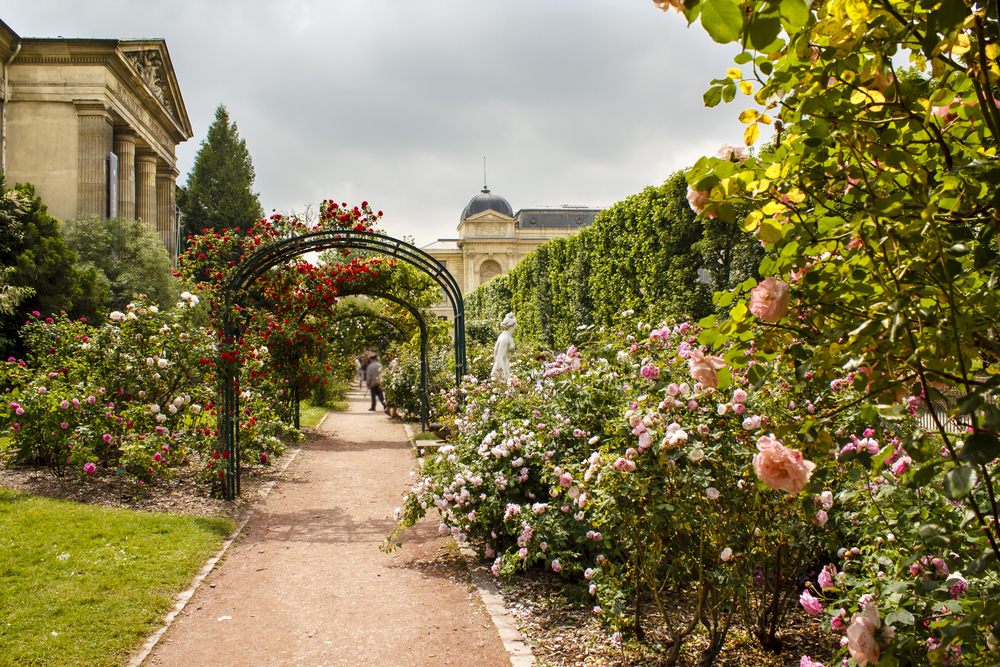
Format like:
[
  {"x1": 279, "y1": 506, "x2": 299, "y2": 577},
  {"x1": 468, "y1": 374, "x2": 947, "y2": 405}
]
[
  {"x1": 845, "y1": 603, "x2": 881, "y2": 667},
  {"x1": 652, "y1": 0, "x2": 686, "y2": 15},
  {"x1": 753, "y1": 434, "x2": 815, "y2": 494},
  {"x1": 800, "y1": 656, "x2": 826, "y2": 667},
  {"x1": 814, "y1": 509, "x2": 828, "y2": 527},
  {"x1": 818, "y1": 564, "x2": 837, "y2": 590},
  {"x1": 720, "y1": 547, "x2": 733, "y2": 561},
  {"x1": 717, "y1": 143, "x2": 749, "y2": 161},
  {"x1": 686, "y1": 186, "x2": 714, "y2": 218},
  {"x1": 749, "y1": 277, "x2": 792, "y2": 322},
  {"x1": 799, "y1": 590, "x2": 823, "y2": 616},
  {"x1": 688, "y1": 349, "x2": 727, "y2": 388}
]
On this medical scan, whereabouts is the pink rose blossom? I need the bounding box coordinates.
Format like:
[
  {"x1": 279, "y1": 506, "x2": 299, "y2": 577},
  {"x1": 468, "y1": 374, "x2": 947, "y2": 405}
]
[
  {"x1": 686, "y1": 185, "x2": 714, "y2": 218},
  {"x1": 551, "y1": 559, "x2": 562, "y2": 572},
  {"x1": 652, "y1": 0, "x2": 686, "y2": 14},
  {"x1": 799, "y1": 590, "x2": 823, "y2": 616},
  {"x1": 102, "y1": 433, "x2": 112, "y2": 443},
  {"x1": 753, "y1": 434, "x2": 816, "y2": 494},
  {"x1": 799, "y1": 656, "x2": 826, "y2": 667},
  {"x1": 749, "y1": 277, "x2": 792, "y2": 322},
  {"x1": 83, "y1": 463, "x2": 96, "y2": 474},
  {"x1": 845, "y1": 603, "x2": 881, "y2": 667},
  {"x1": 60, "y1": 400, "x2": 70, "y2": 409},
  {"x1": 818, "y1": 564, "x2": 837, "y2": 590},
  {"x1": 814, "y1": 509, "x2": 828, "y2": 527},
  {"x1": 688, "y1": 349, "x2": 727, "y2": 388}
]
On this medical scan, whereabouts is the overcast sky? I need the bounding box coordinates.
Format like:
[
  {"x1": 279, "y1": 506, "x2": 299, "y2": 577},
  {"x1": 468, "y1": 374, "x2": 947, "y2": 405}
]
[{"x1": 6, "y1": 0, "x2": 745, "y2": 246}]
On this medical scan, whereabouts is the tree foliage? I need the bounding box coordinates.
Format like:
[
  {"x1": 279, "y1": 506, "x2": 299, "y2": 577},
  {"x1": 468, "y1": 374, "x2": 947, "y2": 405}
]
[
  {"x1": 464, "y1": 171, "x2": 760, "y2": 349},
  {"x1": 62, "y1": 215, "x2": 177, "y2": 311},
  {"x1": 177, "y1": 105, "x2": 263, "y2": 242},
  {"x1": 0, "y1": 180, "x2": 104, "y2": 353}
]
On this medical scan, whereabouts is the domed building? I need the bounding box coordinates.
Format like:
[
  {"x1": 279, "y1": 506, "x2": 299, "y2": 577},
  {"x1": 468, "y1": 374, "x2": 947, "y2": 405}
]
[{"x1": 422, "y1": 184, "x2": 601, "y2": 320}]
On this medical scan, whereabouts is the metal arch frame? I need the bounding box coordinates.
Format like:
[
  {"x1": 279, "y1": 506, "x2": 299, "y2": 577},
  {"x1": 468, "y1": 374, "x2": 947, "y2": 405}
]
[{"x1": 220, "y1": 230, "x2": 465, "y2": 500}]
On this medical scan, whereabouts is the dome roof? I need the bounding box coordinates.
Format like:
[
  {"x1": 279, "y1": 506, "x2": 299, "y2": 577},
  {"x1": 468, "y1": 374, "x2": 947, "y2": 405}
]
[{"x1": 461, "y1": 188, "x2": 513, "y2": 221}]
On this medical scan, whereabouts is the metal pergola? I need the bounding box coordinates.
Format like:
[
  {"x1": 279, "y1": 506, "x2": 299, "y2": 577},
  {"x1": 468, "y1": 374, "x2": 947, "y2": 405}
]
[{"x1": 219, "y1": 231, "x2": 465, "y2": 500}]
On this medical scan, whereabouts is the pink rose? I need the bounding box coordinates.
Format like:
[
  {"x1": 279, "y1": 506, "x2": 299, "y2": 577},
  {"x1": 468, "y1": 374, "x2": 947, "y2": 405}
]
[
  {"x1": 753, "y1": 434, "x2": 816, "y2": 494},
  {"x1": 652, "y1": 0, "x2": 686, "y2": 15},
  {"x1": 799, "y1": 590, "x2": 823, "y2": 616},
  {"x1": 845, "y1": 603, "x2": 881, "y2": 667},
  {"x1": 749, "y1": 277, "x2": 792, "y2": 322},
  {"x1": 818, "y1": 564, "x2": 837, "y2": 590},
  {"x1": 800, "y1": 656, "x2": 826, "y2": 667},
  {"x1": 686, "y1": 186, "x2": 714, "y2": 218},
  {"x1": 688, "y1": 349, "x2": 726, "y2": 388}
]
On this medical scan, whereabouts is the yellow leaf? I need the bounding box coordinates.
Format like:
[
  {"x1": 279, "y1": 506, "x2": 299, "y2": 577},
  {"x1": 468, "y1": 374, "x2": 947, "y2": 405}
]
[
  {"x1": 740, "y1": 211, "x2": 763, "y2": 233},
  {"x1": 757, "y1": 178, "x2": 771, "y2": 191},
  {"x1": 727, "y1": 68, "x2": 743, "y2": 80},
  {"x1": 760, "y1": 114, "x2": 772, "y2": 125},
  {"x1": 786, "y1": 188, "x2": 807, "y2": 203},
  {"x1": 762, "y1": 201, "x2": 788, "y2": 215},
  {"x1": 739, "y1": 80, "x2": 755, "y2": 95},
  {"x1": 845, "y1": 0, "x2": 870, "y2": 23},
  {"x1": 987, "y1": 43, "x2": 1000, "y2": 61},
  {"x1": 952, "y1": 34, "x2": 972, "y2": 55},
  {"x1": 757, "y1": 220, "x2": 784, "y2": 243},
  {"x1": 744, "y1": 123, "x2": 760, "y2": 146},
  {"x1": 850, "y1": 89, "x2": 871, "y2": 105},
  {"x1": 765, "y1": 163, "x2": 782, "y2": 179},
  {"x1": 739, "y1": 109, "x2": 760, "y2": 124}
]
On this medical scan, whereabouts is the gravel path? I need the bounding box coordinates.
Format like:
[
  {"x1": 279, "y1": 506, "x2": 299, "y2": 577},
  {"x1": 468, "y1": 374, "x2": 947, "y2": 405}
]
[{"x1": 145, "y1": 390, "x2": 510, "y2": 667}]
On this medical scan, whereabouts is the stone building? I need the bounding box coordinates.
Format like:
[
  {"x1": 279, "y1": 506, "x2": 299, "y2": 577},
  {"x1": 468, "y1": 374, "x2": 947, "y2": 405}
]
[
  {"x1": 423, "y1": 186, "x2": 600, "y2": 320},
  {"x1": 0, "y1": 19, "x2": 192, "y2": 262}
]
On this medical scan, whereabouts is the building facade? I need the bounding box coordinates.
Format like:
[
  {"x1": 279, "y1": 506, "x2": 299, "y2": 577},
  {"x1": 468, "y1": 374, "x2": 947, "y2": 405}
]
[
  {"x1": 0, "y1": 19, "x2": 193, "y2": 262},
  {"x1": 423, "y1": 187, "x2": 600, "y2": 320}
]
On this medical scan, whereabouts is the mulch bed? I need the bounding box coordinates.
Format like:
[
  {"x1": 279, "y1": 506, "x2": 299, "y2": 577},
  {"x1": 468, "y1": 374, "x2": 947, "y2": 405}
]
[
  {"x1": 493, "y1": 571, "x2": 838, "y2": 667},
  {"x1": 0, "y1": 432, "x2": 317, "y2": 522}
]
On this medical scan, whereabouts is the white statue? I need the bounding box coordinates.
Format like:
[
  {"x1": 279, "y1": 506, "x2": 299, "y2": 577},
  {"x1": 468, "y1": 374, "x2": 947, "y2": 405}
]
[{"x1": 491, "y1": 312, "x2": 517, "y2": 381}]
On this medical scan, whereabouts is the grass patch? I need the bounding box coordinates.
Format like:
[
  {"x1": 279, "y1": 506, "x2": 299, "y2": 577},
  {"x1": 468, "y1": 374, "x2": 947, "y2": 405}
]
[
  {"x1": 298, "y1": 401, "x2": 330, "y2": 428},
  {"x1": 413, "y1": 432, "x2": 440, "y2": 441},
  {"x1": 0, "y1": 487, "x2": 233, "y2": 667}
]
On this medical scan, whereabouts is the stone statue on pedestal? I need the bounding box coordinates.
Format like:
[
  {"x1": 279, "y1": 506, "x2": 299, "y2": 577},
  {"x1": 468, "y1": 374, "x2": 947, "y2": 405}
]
[{"x1": 490, "y1": 312, "x2": 517, "y2": 381}]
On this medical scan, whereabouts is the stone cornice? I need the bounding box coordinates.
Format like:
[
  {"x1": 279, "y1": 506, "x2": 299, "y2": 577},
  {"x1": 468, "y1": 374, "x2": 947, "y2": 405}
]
[{"x1": 12, "y1": 38, "x2": 192, "y2": 143}]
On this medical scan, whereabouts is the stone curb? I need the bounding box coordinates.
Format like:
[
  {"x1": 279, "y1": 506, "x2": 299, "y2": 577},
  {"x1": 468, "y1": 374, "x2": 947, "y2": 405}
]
[
  {"x1": 403, "y1": 423, "x2": 536, "y2": 667},
  {"x1": 126, "y1": 441, "x2": 307, "y2": 667}
]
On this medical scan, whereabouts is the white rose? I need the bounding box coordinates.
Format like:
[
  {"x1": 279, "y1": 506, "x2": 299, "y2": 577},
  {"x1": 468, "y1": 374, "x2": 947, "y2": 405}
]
[
  {"x1": 149, "y1": 306, "x2": 158, "y2": 314},
  {"x1": 150, "y1": 404, "x2": 160, "y2": 413},
  {"x1": 168, "y1": 405, "x2": 178, "y2": 414},
  {"x1": 689, "y1": 448, "x2": 705, "y2": 462},
  {"x1": 157, "y1": 358, "x2": 168, "y2": 368},
  {"x1": 721, "y1": 547, "x2": 733, "y2": 562},
  {"x1": 706, "y1": 487, "x2": 720, "y2": 500}
]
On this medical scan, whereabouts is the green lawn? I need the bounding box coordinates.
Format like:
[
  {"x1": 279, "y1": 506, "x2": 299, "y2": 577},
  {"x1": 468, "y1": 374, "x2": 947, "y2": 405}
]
[
  {"x1": 0, "y1": 487, "x2": 233, "y2": 666},
  {"x1": 299, "y1": 401, "x2": 330, "y2": 428}
]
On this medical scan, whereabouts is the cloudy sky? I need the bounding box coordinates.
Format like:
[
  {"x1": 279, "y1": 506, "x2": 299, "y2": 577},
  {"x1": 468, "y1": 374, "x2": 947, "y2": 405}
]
[{"x1": 6, "y1": 0, "x2": 745, "y2": 246}]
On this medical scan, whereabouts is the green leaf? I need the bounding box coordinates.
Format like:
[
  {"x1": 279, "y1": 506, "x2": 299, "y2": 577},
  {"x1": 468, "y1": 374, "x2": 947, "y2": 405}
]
[
  {"x1": 943, "y1": 464, "x2": 978, "y2": 500},
  {"x1": 958, "y1": 433, "x2": 1000, "y2": 465},
  {"x1": 917, "y1": 523, "x2": 951, "y2": 548},
  {"x1": 749, "y1": 14, "x2": 782, "y2": 51},
  {"x1": 703, "y1": 86, "x2": 724, "y2": 108},
  {"x1": 733, "y1": 51, "x2": 753, "y2": 64},
  {"x1": 700, "y1": 0, "x2": 744, "y2": 44},
  {"x1": 748, "y1": 361, "x2": 768, "y2": 389},
  {"x1": 907, "y1": 462, "x2": 941, "y2": 487},
  {"x1": 778, "y1": 0, "x2": 809, "y2": 27}
]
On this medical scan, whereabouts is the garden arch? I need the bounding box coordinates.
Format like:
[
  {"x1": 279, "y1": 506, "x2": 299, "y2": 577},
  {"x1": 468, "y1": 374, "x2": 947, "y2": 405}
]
[{"x1": 219, "y1": 230, "x2": 465, "y2": 500}]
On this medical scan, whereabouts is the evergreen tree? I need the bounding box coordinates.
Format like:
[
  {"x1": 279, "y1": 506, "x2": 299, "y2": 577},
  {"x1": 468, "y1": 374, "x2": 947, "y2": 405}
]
[
  {"x1": 177, "y1": 104, "x2": 263, "y2": 242},
  {"x1": 0, "y1": 179, "x2": 105, "y2": 354}
]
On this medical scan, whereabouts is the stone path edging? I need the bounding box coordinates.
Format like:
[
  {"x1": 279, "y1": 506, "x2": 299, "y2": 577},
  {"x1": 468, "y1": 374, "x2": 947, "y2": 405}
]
[
  {"x1": 126, "y1": 441, "x2": 307, "y2": 667},
  {"x1": 403, "y1": 423, "x2": 537, "y2": 667}
]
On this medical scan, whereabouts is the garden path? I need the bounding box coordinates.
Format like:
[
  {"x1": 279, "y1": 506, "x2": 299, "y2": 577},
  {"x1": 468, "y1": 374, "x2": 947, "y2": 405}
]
[{"x1": 145, "y1": 389, "x2": 510, "y2": 667}]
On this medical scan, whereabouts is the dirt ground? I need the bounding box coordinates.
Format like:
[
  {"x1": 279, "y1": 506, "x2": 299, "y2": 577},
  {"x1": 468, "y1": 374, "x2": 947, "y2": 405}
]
[{"x1": 145, "y1": 390, "x2": 511, "y2": 667}]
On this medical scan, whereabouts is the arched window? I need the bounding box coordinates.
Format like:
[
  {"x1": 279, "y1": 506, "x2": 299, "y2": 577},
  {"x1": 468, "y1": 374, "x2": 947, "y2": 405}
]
[{"x1": 479, "y1": 259, "x2": 502, "y2": 286}]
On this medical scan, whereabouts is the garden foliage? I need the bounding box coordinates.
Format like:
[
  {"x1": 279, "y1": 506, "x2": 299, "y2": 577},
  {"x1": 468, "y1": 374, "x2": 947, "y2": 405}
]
[{"x1": 463, "y1": 171, "x2": 762, "y2": 350}]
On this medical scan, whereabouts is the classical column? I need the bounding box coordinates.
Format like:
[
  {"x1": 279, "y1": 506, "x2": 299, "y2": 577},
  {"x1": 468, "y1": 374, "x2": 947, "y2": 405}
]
[
  {"x1": 113, "y1": 128, "x2": 136, "y2": 220},
  {"x1": 135, "y1": 150, "x2": 158, "y2": 234},
  {"x1": 74, "y1": 101, "x2": 113, "y2": 219},
  {"x1": 156, "y1": 168, "x2": 177, "y2": 260}
]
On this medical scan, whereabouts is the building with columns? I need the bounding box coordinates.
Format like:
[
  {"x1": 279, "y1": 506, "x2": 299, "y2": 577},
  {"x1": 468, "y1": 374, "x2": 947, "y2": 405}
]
[
  {"x1": 0, "y1": 19, "x2": 192, "y2": 262},
  {"x1": 423, "y1": 186, "x2": 601, "y2": 320}
]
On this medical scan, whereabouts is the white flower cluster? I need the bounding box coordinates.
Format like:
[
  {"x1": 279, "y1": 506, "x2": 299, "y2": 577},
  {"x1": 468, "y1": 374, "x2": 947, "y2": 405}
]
[{"x1": 179, "y1": 291, "x2": 200, "y2": 308}]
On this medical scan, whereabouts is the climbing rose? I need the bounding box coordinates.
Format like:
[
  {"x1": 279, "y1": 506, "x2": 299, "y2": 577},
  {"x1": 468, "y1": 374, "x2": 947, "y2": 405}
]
[
  {"x1": 753, "y1": 434, "x2": 815, "y2": 493},
  {"x1": 83, "y1": 463, "x2": 96, "y2": 474},
  {"x1": 799, "y1": 590, "x2": 823, "y2": 616},
  {"x1": 799, "y1": 657, "x2": 826, "y2": 667},
  {"x1": 551, "y1": 559, "x2": 562, "y2": 573},
  {"x1": 846, "y1": 603, "x2": 881, "y2": 667},
  {"x1": 720, "y1": 547, "x2": 733, "y2": 561},
  {"x1": 688, "y1": 349, "x2": 726, "y2": 388},
  {"x1": 818, "y1": 564, "x2": 837, "y2": 590},
  {"x1": 749, "y1": 277, "x2": 792, "y2": 322},
  {"x1": 706, "y1": 487, "x2": 720, "y2": 500}
]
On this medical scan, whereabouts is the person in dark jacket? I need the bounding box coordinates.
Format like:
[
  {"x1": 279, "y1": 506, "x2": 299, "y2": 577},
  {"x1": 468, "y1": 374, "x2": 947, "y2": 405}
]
[{"x1": 365, "y1": 353, "x2": 386, "y2": 411}]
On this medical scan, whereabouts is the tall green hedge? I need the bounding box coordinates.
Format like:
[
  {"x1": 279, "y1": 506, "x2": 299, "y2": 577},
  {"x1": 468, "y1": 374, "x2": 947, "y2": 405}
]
[{"x1": 464, "y1": 171, "x2": 762, "y2": 350}]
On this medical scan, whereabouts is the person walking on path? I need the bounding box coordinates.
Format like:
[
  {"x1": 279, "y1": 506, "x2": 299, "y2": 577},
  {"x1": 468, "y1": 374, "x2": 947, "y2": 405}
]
[{"x1": 366, "y1": 353, "x2": 387, "y2": 411}]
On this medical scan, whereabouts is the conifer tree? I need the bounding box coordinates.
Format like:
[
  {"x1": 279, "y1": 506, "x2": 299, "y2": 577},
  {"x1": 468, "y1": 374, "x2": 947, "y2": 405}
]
[{"x1": 177, "y1": 104, "x2": 263, "y2": 242}]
